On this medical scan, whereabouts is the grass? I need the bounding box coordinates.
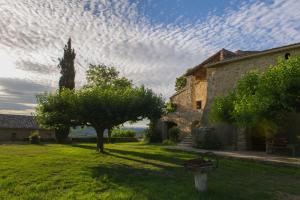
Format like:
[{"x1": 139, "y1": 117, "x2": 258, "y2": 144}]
[{"x1": 0, "y1": 142, "x2": 300, "y2": 200}]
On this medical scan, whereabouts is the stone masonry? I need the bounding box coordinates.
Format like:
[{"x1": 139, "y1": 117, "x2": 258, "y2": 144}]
[{"x1": 162, "y1": 42, "x2": 300, "y2": 150}]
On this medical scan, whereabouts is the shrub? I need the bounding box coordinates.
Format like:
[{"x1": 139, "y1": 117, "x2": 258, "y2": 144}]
[
  {"x1": 111, "y1": 129, "x2": 135, "y2": 138},
  {"x1": 164, "y1": 102, "x2": 177, "y2": 114},
  {"x1": 209, "y1": 57, "x2": 300, "y2": 130},
  {"x1": 143, "y1": 128, "x2": 161, "y2": 143},
  {"x1": 162, "y1": 139, "x2": 177, "y2": 146},
  {"x1": 168, "y1": 126, "x2": 180, "y2": 142},
  {"x1": 201, "y1": 132, "x2": 222, "y2": 150},
  {"x1": 29, "y1": 131, "x2": 41, "y2": 144},
  {"x1": 175, "y1": 76, "x2": 187, "y2": 91},
  {"x1": 143, "y1": 120, "x2": 162, "y2": 143}
]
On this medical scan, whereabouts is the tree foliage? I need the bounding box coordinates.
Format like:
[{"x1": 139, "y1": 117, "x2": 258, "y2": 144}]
[
  {"x1": 86, "y1": 64, "x2": 132, "y2": 89},
  {"x1": 175, "y1": 76, "x2": 187, "y2": 91},
  {"x1": 164, "y1": 102, "x2": 177, "y2": 114},
  {"x1": 36, "y1": 86, "x2": 164, "y2": 152},
  {"x1": 55, "y1": 38, "x2": 76, "y2": 142},
  {"x1": 210, "y1": 57, "x2": 300, "y2": 133},
  {"x1": 58, "y1": 38, "x2": 76, "y2": 91}
]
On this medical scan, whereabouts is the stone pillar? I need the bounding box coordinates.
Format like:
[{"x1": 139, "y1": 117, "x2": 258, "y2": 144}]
[
  {"x1": 236, "y1": 128, "x2": 247, "y2": 151},
  {"x1": 155, "y1": 120, "x2": 168, "y2": 141},
  {"x1": 162, "y1": 122, "x2": 168, "y2": 141},
  {"x1": 194, "y1": 172, "x2": 207, "y2": 192}
]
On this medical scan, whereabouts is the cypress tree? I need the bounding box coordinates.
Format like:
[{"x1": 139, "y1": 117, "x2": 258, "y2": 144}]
[
  {"x1": 56, "y1": 38, "x2": 76, "y2": 143},
  {"x1": 58, "y1": 38, "x2": 76, "y2": 91}
]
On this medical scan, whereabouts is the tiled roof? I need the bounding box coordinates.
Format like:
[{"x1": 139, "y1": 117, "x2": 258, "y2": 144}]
[
  {"x1": 185, "y1": 42, "x2": 300, "y2": 76},
  {"x1": 185, "y1": 49, "x2": 259, "y2": 76},
  {"x1": 0, "y1": 114, "x2": 39, "y2": 129},
  {"x1": 206, "y1": 42, "x2": 300, "y2": 68}
]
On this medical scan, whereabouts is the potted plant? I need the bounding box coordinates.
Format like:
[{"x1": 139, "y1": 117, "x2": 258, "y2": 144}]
[
  {"x1": 184, "y1": 152, "x2": 218, "y2": 192},
  {"x1": 29, "y1": 131, "x2": 41, "y2": 144}
]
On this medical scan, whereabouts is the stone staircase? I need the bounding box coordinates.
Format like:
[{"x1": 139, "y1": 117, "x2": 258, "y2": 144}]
[{"x1": 177, "y1": 135, "x2": 194, "y2": 148}]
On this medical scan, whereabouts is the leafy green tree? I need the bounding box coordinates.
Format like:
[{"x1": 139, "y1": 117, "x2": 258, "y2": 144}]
[
  {"x1": 85, "y1": 64, "x2": 133, "y2": 142},
  {"x1": 36, "y1": 86, "x2": 164, "y2": 153},
  {"x1": 210, "y1": 57, "x2": 300, "y2": 136},
  {"x1": 86, "y1": 64, "x2": 132, "y2": 89},
  {"x1": 35, "y1": 89, "x2": 78, "y2": 142},
  {"x1": 175, "y1": 76, "x2": 187, "y2": 91}
]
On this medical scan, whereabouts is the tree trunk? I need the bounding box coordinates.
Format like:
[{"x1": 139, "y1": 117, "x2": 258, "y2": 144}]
[
  {"x1": 55, "y1": 126, "x2": 70, "y2": 144},
  {"x1": 94, "y1": 126, "x2": 105, "y2": 153},
  {"x1": 108, "y1": 128, "x2": 112, "y2": 143}
]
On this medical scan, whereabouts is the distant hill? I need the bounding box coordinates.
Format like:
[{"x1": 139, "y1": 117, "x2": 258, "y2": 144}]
[{"x1": 70, "y1": 126, "x2": 146, "y2": 138}]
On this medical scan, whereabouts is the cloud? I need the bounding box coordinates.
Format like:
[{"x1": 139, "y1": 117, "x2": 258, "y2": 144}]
[
  {"x1": 0, "y1": 0, "x2": 300, "y2": 114},
  {"x1": 0, "y1": 78, "x2": 54, "y2": 114},
  {"x1": 16, "y1": 61, "x2": 58, "y2": 75}
]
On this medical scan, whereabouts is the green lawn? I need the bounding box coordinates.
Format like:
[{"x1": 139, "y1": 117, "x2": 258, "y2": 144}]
[{"x1": 0, "y1": 143, "x2": 299, "y2": 200}]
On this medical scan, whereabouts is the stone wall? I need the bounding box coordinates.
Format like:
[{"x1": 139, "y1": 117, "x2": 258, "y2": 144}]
[
  {"x1": 170, "y1": 75, "x2": 194, "y2": 112},
  {"x1": 0, "y1": 128, "x2": 55, "y2": 141},
  {"x1": 165, "y1": 74, "x2": 204, "y2": 137},
  {"x1": 204, "y1": 47, "x2": 300, "y2": 123},
  {"x1": 161, "y1": 111, "x2": 202, "y2": 137},
  {"x1": 193, "y1": 80, "x2": 207, "y2": 110},
  {"x1": 202, "y1": 46, "x2": 300, "y2": 150}
]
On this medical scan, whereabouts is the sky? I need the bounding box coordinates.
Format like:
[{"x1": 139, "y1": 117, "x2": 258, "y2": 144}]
[{"x1": 0, "y1": 0, "x2": 300, "y2": 119}]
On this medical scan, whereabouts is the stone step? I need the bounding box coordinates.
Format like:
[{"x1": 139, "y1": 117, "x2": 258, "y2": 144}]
[
  {"x1": 180, "y1": 139, "x2": 193, "y2": 142},
  {"x1": 179, "y1": 141, "x2": 193, "y2": 144},
  {"x1": 177, "y1": 135, "x2": 193, "y2": 148},
  {"x1": 178, "y1": 143, "x2": 193, "y2": 146}
]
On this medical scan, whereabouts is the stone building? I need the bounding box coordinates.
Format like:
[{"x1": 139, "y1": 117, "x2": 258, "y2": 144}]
[
  {"x1": 0, "y1": 114, "x2": 55, "y2": 142},
  {"x1": 161, "y1": 42, "x2": 300, "y2": 150}
]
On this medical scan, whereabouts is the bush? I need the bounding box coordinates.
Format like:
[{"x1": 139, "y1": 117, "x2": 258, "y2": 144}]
[
  {"x1": 162, "y1": 139, "x2": 177, "y2": 146},
  {"x1": 164, "y1": 102, "x2": 177, "y2": 114},
  {"x1": 111, "y1": 129, "x2": 135, "y2": 138},
  {"x1": 143, "y1": 128, "x2": 161, "y2": 143},
  {"x1": 201, "y1": 132, "x2": 222, "y2": 150},
  {"x1": 209, "y1": 57, "x2": 300, "y2": 129},
  {"x1": 29, "y1": 131, "x2": 41, "y2": 144},
  {"x1": 175, "y1": 76, "x2": 187, "y2": 91},
  {"x1": 168, "y1": 126, "x2": 180, "y2": 142}
]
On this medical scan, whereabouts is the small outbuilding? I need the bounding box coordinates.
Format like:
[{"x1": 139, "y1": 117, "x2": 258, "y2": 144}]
[{"x1": 0, "y1": 114, "x2": 55, "y2": 142}]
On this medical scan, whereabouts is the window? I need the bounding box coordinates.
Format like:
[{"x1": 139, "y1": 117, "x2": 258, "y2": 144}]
[
  {"x1": 285, "y1": 53, "x2": 291, "y2": 60},
  {"x1": 196, "y1": 100, "x2": 202, "y2": 111}
]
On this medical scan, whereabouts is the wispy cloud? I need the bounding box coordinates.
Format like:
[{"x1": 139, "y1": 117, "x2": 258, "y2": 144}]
[{"x1": 0, "y1": 0, "x2": 299, "y2": 114}]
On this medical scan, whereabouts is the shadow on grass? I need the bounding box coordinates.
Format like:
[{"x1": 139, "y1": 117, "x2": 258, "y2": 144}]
[
  {"x1": 104, "y1": 151, "x2": 171, "y2": 169},
  {"x1": 68, "y1": 143, "x2": 192, "y2": 167},
  {"x1": 106, "y1": 148, "x2": 189, "y2": 166},
  {"x1": 88, "y1": 163, "x2": 202, "y2": 200},
  {"x1": 0, "y1": 142, "x2": 47, "y2": 146},
  {"x1": 66, "y1": 143, "x2": 97, "y2": 150}
]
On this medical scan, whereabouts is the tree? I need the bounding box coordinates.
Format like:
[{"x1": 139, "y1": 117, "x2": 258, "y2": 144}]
[
  {"x1": 35, "y1": 89, "x2": 78, "y2": 138},
  {"x1": 36, "y1": 86, "x2": 164, "y2": 153},
  {"x1": 77, "y1": 86, "x2": 163, "y2": 152},
  {"x1": 58, "y1": 38, "x2": 76, "y2": 91},
  {"x1": 85, "y1": 64, "x2": 132, "y2": 142},
  {"x1": 175, "y1": 76, "x2": 187, "y2": 92},
  {"x1": 55, "y1": 38, "x2": 76, "y2": 142},
  {"x1": 86, "y1": 64, "x2": 132, "y2": 89},
  {"x1": 210, "y1": 57, "x2": 300, "y2": 136}
]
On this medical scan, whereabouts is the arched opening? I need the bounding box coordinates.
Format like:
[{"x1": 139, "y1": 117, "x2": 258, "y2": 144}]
[
  {"x1": 166, "y1": 121, "x2": 177, "y2": 130},
  {"x1": 163, "y1": 121, "x2": 179, "y2": 141},
  {"x1": 285, "y1": 53, "x2": 291, "y2": 60}
]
